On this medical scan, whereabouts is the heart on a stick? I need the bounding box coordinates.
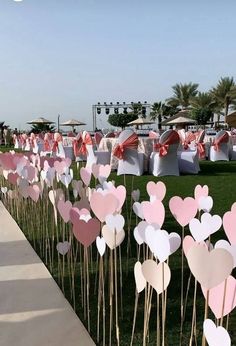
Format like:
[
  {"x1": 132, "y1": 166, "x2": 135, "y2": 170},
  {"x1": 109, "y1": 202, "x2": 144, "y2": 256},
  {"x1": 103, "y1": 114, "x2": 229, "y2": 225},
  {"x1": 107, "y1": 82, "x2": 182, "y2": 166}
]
[
  {"x1": 203, "y1": 319, "x2": 231, "y2": 346},
  {"x1": 102, "y1": 225, "x2": 125, "y2": 249},
  {"x1": 186, "y1": 244, "x2": 234, "y2": 289},
  {"x1": 146, "y1": 181, "x2": 166, "y2": 201},
  {"x1": 134, "y1": 261, "x2": 146, "y2": 293},
  {"x1": 141, "y1": 260, "x2": 171, "y2": 294},
  {"x1": 72, "y1": 218, "x2": 100, "y2": 247},
  {"x1": 169, "y1": 196, "x2": 198, "y2": 227}
]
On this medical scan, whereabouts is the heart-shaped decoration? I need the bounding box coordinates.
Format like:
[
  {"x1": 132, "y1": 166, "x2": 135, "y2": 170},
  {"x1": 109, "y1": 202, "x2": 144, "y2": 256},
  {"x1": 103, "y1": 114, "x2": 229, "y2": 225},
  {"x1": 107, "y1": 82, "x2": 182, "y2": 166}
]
[
  {"x1": 72, "y1": 218, "x2": 100, "y2": 247},
  {"x1": 186, "y1": 244, "x2": 234, "y2": 289},
  {"x1": 223, "y1": 206, "x2": 236, "y2": 245},
  {"x1": 198, "y1": 196, "x2": 213, "y2": 212},
  {"x1": 203, "y1": 319, "x2": 231, "y2": 346},
  {"x1": 183, "y1": 235, "x2": 196, "y2": 257},
  {"x1": 142, "y1": 199, "x2": 165, "y2": 227},
  {"x1": 169, "y1": 196, "x2": 198, "y2": 227},
  {"x1": 133, "y1": 202, "x2": 144, "y2": 219},
  {"x1": 105, "y1": 214, "x2": 125, "y2": 233},
  {"x1": 134, "y1": 261, "x2": 146, "y2": 293},
  {"x1": 102, "y1": 225, "x2": 125, "y2": 249},
  {"x1": 146, "y1": 181, "x2": 166, "y2": 201},
  {"x1": 74, "y1": 197, "x2": 90, "y2": 211},
  {"x1": 97, "y1": 164, "x2": 111, "y2": 184},
  {"x1": 60, "y1": 173, "x2": 72, "y2": 188},
  {"x1": 215, "y1": 240, "x2": 236, "y2": 267},
  {"x1": 57, "y1": 200, "x2": 72, "y2": 223},
  {"x1": 131, "y1": 189, "x2": 140, "y2": 202},
  {"x1": 80, "y1": 167, "x2": 92, "y2": 186},
  {"x1": 27, "y1": 185, "x2": 40, "y2": 202},
  {"x1": 1, "y1": 187, "x2": 7, "y2": 194},
  {"x1": 91, "y1": 163, "x2": 100, "y2": 179},
  {"x1": 90, "y1": 192, "x2": 119, "y2": 222},
  {"x1": 54, "y1": 160, "x2": 67, "y2": 175},
  {"x1": 202, "y1": 276, "x2": 236, "y2": 318},
  {"x1": 168, "y1": 232, "x2": 181, "y2": 255},
  {"x1": 8, "y1": 172, "x2": 19, "y2": 185},
  {"x1": 194, "y1": 184, "x2": 209, "y2": 203},
  {"x1": 189, "y1": 213, "x2": 222, "y2": 242},
  {"x1": 142, "y1": 260, "x2": 171, "y2": 294},
  {"x1": 145, "y1": 226, "x2": 170, "y2": 262},
  {"x1": 96, "y1": 236, "x2": 106, "y2": 256},
  {"x1": 56, "y1": 241, "x2": 71, "y2": 255}
]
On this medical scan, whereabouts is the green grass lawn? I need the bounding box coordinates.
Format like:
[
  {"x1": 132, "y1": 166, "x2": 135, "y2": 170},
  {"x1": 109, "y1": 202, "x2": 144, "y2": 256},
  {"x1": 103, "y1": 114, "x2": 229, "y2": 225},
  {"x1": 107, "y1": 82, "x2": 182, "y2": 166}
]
[{"x1": 2, "y1": 148, "x2": 236, "y2": 345}]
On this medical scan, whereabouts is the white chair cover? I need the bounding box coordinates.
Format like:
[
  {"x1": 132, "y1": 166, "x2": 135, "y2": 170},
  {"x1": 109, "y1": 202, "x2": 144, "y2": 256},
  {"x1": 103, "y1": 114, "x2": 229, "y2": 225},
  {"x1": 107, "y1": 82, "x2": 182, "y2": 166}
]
[
  {"x1": 150, "y1": 129, "x2": 180, "y2": 176},
  {"x1": 209, "y1": 130, "x2": 230, "y2": 162},
  {"x1": 115, "y1": 129, "x2": 144, "y2": 176}
]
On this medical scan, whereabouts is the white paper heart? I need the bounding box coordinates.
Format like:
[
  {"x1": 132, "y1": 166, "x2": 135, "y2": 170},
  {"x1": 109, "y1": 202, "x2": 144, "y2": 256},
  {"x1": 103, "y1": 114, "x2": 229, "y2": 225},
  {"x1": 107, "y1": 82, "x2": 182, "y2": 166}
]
[
  {"x1": 134, "y1": 261, "x2": 146, "y2": 293},
  {"x1": 189, "y1": 213, "x2": 222, "y2": 242},
  {"x1": 203, "y1": 319, "x2": 231, "y2": 346},
  {"x1": 96, "y1": 236, "x2": 106, "y2": 256},
  {"x1": 131, "y1": 189, "x2": 140, "y2": 202},
  {"x1": 105, "y1": 214, "x2": 125, "y2": 233},
  {"x1": 199, "y1": 196, "x2": 213, "y2": 212},
  {"x1": 145, "y1": 225, "x2": 170, "y2": 262},
  {"x1": 56, "y1": 241, "x2": 70, "y2": 255},
  {"x1": 133, "y1": 202, "x2": 144, "y2": 219}
]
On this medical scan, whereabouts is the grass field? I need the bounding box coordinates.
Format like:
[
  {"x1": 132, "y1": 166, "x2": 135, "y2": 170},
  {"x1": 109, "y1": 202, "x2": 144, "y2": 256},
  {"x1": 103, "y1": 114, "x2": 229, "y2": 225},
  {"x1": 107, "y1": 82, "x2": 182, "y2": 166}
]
[{"x1": 1, "y1": 147, "x2": 236, "y2": 345}]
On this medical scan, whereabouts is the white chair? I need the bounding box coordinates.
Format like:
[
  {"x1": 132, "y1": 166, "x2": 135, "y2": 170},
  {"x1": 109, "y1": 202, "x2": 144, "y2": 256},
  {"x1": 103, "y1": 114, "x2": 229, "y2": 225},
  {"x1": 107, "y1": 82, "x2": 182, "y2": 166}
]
[
  {"x1": 114, "y1": 129, "x2": 144, "y2": 176},
  {"x1": 75, "y1": 131, "x2": 111, "y2": 168},
  {"x1": 150, "y1": 129, "x2": 180, "y2": 176},
  {"x1": 177, "y1": 131, "x2": 202, "y2": 174},
  {"x1": 209, "y1": 130, "x2": 230, "y2": 162}
]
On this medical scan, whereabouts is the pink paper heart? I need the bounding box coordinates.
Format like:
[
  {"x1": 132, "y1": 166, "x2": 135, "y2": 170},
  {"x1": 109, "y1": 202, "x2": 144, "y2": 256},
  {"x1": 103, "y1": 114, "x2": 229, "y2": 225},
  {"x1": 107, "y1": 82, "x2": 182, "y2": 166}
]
[
  {"x1": 72, "y1": 218, "x2": 100, "y2": 247},
  {"x1": 146, "y1": 181, "x2": 166, "y2": 201},
  {"x1": 26, "y1": 166, "x2": 37, "y2": 182},
  {"x1": 54, "y1": 160, "x2": 67, "y2": 175},
  {"x1": 223, "y1": 206, "x2": 236, "y2": 245},
  {"x1": 58, "y1": 200, "x2": 72, "y2": 223},
  {"x1": 90, "y1": 192, "x2": 119, "y2": 222},
  {"x1": 80, "y1": 167, "x2": 91, "y2": 186},
  {"x1": 8, "y1": 172, "x2": 19, "y2": 185},
  {"x1": 91, "y1": 164, "x2": 100, "y2": 179},
  {"x1": 70, "y1": 207, "x2": 81, "y2": 225},
  {"x1": 169, "y1": 196, "x2": 198, "y2": 227},
  {"x1": 194, "y1": 184, "x2": 209, "y2": 202},
  {"x1": 110, "y1": 185, "x2": 126, "y2": 211},
  {"x1": 202, "y1": 276, "x2": 236, "y2": 318},
  {"x1": 98, "y1": 164, "x2": 111, "y2": 182},
  {"x1": 183, "y1": 235, "x2": 207, "y2": 257},
  {"x1": 142, "y1": 199, "x2": 165, "y2": 227},
  {"x1": 27, "y1": 185, "x2": 40, "y2": 202}
]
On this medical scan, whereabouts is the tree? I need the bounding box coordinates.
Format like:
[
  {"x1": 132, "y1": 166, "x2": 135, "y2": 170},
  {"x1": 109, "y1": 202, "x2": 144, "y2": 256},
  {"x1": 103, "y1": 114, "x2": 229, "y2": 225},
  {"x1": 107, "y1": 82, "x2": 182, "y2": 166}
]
[
  {"x1": 190, "y1": 92, "x2": 215, "y2": 125},
  {"x1": 167, "y1": 82, "x2": 199, "y2": 109},
  {"x1": 150, "y1": 102, "x2": 178, "y2": 130},
  {"x1": 210, "y1": 77, "x2": 236, "y2": 123},
  {"x1": 108, "y1": 112, "x2": 137, "y2": 129},
  {"x1": 30, "y1": 123, "x2": 56, "y2": 134},
  {"x1": 129, "y1": 103, "x2": 145, "y2": 118}
]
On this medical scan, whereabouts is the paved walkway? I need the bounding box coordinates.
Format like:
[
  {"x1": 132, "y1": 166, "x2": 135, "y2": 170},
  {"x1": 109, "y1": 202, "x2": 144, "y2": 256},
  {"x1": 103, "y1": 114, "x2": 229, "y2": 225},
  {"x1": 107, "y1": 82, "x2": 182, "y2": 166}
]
[{"x1": 0, "y1": 202, "x2": 95, "y2": 346}]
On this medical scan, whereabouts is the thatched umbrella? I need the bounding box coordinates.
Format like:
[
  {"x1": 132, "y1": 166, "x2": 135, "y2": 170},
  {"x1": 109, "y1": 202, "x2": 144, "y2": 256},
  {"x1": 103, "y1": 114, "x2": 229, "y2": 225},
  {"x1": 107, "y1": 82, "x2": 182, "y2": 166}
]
[
  {"x1": 27, "y1": 117, "x2": 55, "y2": 125},
  {"x1": 127, "y1": 118, "x2": 154, "y2": 129},
  {"x1": 60, "y1": 119, "x2": 86, "y2": 131},
  {"x1": 226, "y1": 111, "x2": 236, "y2": 127}
]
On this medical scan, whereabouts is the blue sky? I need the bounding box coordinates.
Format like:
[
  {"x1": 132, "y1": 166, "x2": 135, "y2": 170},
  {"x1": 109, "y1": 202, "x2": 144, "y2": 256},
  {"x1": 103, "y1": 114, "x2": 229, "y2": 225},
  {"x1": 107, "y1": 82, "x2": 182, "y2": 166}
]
[{"x1": 0, "y1": 0, "x2": 236, "y2": 130}]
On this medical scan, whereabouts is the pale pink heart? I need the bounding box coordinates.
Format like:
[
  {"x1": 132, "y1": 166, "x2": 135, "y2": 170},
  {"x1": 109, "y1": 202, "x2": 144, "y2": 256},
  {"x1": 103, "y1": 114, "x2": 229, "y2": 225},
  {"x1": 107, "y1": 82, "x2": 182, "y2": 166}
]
[
  {"x1": 202, "y1": 275, "x2": 236, "y2": 318},
  {"x1": 72, "y1": 218, "x2": 100, "y2": 247},
  {"x1": 56, "y1": 241, "x2": 71, "y2": 255},
  {"x1": 91, "y1": 164, "x2": 100, "y2": 179},
  {"x1": 142, "y1": 260, "x2": 171, "y2": 294},
  {"x1": 223, "y1": 207, "x2": 236, "y2": 245},
  {"x1": 134, "y1": 261, "x2": 146, "y2": 293},
  {"x1": 146, "y1": 181, "x2": 166, "y2": 201},
  {"x1": 19, "y1": 186, "x2": 29, "y2": 198},
  {"x1": 8, "y1": 172, "x2": 19, "y2": 185},
  {"x1": 169, "y1": 196, "x2": 198, "y2": 227},
  {"x1": 142, "y1": 199, "x2": 165, "y2": 227},
  {"x1": 107, "y1": 185, "x2": 126, "y2": 211},
  {"x1": 58, "y1": 200, "x2": 72, "y2": 223},
  {"x1": 231, "y1": 202, "x2": 236, "y2": 213},
  {"x1": 98, "y1": 164, "x2": 111, "y2": 183},
  {"x1": 64, "y1": 157, "x2": 72, "y2": 168},
  {"x1": 54, "y1": 160, "x2": 67, "y2": 175},
  {"x1": 27, "y1": 185, "x2": 40, "y2": 202},
  {"x1": 90, "y1": 192, "x2": 119, "y2": 222},
  {"x1": 26, "y1": 165, "x2": 37, "y2": 182},
  {"x1": 194, "y1": 184, "x2": 209, "y2": 202},
  {"x1": 102, "y1": 225, "x2": 125, "y2": 249},
  {"x1": 80, "y1": 167, "x2": 92, "y2": 186},
  {"x1": 0, "y1": 153, "x2": 15, "y2": 170}
]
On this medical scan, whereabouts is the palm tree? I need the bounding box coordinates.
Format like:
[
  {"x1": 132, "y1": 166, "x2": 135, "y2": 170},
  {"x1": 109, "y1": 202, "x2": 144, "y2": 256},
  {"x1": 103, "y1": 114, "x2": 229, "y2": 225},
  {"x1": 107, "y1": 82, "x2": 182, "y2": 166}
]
[
  {"x1": 210, "y1": 77, "x2": 236, "y2": 123},
  {"x1": 150, "y1": 102, "x2": 178, "y2": 129},
  {"x1": 167, "y1": 82, "x2": 199, "y2": 109},
  {"x1": 190, "y1": 92, "x2": 216, "y2": 125}
]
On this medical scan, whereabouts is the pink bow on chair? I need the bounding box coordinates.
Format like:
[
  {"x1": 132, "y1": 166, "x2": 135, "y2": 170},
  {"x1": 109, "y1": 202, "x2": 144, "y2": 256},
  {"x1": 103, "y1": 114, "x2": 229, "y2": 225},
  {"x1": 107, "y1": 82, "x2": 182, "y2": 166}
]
[
  {"x1": 52, "y1": 133, "x2": 62, "y2": 152},
  {"x1": 73, "y1": 132, "x2": 93, "y2": 156},
  {"x1": 153, "y1": 130, "x2": 179, "y2": 157},
  {"x1": 196, "y1": 142, "x2": 205, "y2": 158},
  {"x1": 181, "y1": 132, "x2": 196, "y2": 150},
  {"x1": 213, "y1": 132, "x2": 229, "y2": 151},
  {"x1": 113, "y1": 133, "x2": 139, "y2": 159}
]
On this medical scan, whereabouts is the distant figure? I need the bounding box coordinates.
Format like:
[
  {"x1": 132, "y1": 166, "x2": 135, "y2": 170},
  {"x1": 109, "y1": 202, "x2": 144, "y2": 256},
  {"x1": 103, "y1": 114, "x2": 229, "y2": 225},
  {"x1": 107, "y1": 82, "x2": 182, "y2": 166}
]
[{"x1": 3, "y1": 126, "x2": 11, "y2": 146}]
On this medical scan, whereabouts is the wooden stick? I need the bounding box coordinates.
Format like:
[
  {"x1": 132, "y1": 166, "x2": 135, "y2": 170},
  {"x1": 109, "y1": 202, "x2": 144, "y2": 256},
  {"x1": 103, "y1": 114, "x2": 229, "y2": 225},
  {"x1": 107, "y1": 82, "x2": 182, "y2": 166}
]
[
  {"x1": 189, "y1": 279, "x2": 197, "y2": 346},
  {"x1": 201, "y1": 290, "x2": 209, "y2": 346},
  {"x1": 220, "y1": 279, "x2": 228, "y2": 326},
  {"x1": 130, "y1": 291, "x2": 139, "y2": 346}
]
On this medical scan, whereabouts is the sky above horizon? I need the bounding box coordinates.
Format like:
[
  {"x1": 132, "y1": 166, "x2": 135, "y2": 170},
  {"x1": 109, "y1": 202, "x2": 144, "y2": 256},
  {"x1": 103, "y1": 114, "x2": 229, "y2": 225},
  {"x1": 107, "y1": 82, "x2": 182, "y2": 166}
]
[{"x1": 0, "y1": 0, "x2": 236, "y2": 131}]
